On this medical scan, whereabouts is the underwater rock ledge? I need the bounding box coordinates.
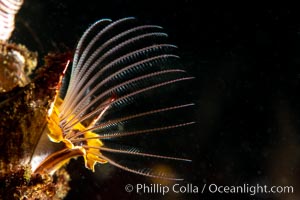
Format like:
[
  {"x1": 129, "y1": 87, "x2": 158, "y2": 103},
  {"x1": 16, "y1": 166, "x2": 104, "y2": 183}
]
[{"x1": 0, "y1": 49, "x2": 71, "y2": 199}]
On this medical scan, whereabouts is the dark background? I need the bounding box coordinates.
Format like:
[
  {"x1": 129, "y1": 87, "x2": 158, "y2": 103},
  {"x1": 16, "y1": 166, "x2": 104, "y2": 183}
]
[{"x1": 14, "y1": 1, "x2": 300, "y2": 199}]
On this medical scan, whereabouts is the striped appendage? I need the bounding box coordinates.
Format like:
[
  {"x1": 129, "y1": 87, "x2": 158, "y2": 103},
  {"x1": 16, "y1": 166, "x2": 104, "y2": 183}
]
[
  {"x1": 0, "y1": 0, "x2": 23, "y2": 41},
  {"x1": 33, "y1": 17, "x2": 194, "y2": 180}
]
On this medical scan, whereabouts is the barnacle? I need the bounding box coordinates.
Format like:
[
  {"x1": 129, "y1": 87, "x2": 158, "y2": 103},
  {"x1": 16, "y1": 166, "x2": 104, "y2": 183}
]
[
  {"x1": 0, "y1": 5, "x2": 72, "y2": 198},
  {"x1": 32, "y1": 17, "x2": 195, "y2": 180},
  {"x1": 0, "y1": 0, "x2": 194, "y2": 197},
  {"x1": 0, "y1": 0, "x2": 23, "y2": 41},
  {"x1": 0, "y1": 52, "x2": 71, "y2": 199}
]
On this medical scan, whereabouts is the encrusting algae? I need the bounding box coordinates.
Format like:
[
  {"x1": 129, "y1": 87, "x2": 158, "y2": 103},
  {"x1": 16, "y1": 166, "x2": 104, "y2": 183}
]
[
  {"x1": 0, "y1": 50, "x2": 71, "y2": 199},
  {"x1": 0, "y1": 41, "x2": 37, "y2": 92}
]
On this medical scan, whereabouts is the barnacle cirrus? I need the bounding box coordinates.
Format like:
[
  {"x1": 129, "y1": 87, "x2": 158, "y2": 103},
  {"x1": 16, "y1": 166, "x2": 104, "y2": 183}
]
[{"x1": 32, "y1": 17, "x2": 195, "y2": 181}]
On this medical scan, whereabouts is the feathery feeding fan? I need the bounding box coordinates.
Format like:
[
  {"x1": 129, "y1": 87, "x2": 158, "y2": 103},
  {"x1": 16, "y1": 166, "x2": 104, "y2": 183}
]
[{"x1": 32, "y1": 17, "x2": 194, "y2": 180}]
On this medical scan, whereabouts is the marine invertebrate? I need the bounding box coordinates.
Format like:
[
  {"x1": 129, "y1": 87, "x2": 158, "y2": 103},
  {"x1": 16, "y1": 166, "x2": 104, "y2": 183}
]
[
  {"x1": 33, "y1": 17, "x2": 194, "y2": 180},
  {"x1": 0, "y1": 52, "x2": 71, "y2": 199},
  {"x1": 0, "y1": 1, "x2": 194, "y2": 197},
  {"x1": 0, "y1": 0, "x2": 23, "y2": 41}
]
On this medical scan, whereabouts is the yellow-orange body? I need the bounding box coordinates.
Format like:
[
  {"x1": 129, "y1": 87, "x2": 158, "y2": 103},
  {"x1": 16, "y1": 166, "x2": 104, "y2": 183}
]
[{"x1": 36, "y1": 97, "x2": 107, "y2": 174}]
